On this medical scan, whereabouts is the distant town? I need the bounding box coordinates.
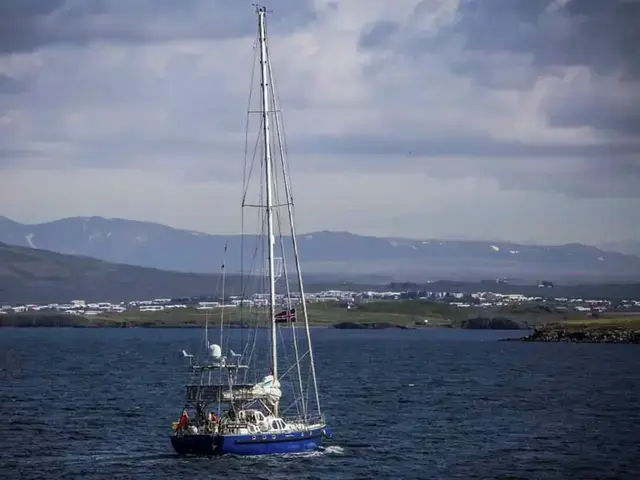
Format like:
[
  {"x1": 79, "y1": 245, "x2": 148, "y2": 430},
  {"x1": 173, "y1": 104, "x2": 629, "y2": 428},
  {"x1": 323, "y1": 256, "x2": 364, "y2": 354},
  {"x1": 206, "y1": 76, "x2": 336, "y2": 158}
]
[{"x1": 2, "y1": 286, "x2": 639, "y2": 317}]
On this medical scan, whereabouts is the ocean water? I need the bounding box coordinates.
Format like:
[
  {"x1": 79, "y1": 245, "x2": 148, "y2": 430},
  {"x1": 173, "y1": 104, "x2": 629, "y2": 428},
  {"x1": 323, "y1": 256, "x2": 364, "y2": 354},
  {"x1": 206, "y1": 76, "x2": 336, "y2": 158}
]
[{"x1": 1, "y1": 327, "x2": 639, "y2": 480}]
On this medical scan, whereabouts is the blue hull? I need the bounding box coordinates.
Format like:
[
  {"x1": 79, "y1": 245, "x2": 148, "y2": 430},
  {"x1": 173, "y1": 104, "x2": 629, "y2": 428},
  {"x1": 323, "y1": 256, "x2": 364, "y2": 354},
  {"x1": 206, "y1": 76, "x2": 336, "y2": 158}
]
[{"x1": 171, "y1": 427, "x2": 326, "y2": 456}]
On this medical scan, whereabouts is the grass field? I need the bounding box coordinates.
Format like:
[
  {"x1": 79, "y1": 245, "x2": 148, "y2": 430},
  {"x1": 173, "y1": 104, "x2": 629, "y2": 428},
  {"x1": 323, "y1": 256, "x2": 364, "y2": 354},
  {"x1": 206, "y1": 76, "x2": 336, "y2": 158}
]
[
  {"x1": 0, "y1": 299, "x2": 593, "y2": 329},
  {"x1": 0, "y1": 302, "x2": 433, "y2": 328},
  {"x1": 557, "y1": 316, "x2": 640, "y2": 330}
]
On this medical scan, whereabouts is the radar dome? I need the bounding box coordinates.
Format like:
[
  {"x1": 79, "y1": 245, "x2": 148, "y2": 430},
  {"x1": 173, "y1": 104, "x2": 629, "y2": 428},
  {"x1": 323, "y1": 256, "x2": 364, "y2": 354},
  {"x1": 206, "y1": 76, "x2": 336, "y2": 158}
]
[{"x1": 208, "y1": 343, "x2": 222, "y2": 359}]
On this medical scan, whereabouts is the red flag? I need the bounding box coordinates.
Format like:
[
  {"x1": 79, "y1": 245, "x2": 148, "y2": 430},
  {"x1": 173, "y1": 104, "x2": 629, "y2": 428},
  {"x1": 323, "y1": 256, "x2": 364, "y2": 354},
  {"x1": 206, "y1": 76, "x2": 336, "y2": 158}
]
[
  {"x1": 275, "y1": 308, "x2": 296, "y2": 323},
  {"x1": 177, "y1": 409, "x2": 189, "y2": 429}
]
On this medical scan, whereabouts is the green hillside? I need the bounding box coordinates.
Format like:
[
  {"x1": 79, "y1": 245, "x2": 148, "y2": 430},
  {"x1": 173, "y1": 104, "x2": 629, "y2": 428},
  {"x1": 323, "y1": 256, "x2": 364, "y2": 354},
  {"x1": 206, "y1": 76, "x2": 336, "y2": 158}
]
[{"x1": 0, "y1": 241, "x2": 234, "y2": 303}]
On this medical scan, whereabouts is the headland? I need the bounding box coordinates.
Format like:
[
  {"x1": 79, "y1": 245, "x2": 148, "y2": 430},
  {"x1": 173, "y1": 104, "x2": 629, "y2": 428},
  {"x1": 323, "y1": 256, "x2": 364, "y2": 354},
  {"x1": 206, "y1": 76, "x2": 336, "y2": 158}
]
[{"x1": 510, "y1": 317, "x2": 640, "y2": 344}]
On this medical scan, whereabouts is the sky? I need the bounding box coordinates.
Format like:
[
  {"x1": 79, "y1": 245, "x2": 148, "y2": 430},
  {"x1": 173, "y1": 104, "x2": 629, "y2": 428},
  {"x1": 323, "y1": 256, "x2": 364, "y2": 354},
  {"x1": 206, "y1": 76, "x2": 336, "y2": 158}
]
[{"x1": 0, "y1": 0, "x2": 639, "y2": 245}]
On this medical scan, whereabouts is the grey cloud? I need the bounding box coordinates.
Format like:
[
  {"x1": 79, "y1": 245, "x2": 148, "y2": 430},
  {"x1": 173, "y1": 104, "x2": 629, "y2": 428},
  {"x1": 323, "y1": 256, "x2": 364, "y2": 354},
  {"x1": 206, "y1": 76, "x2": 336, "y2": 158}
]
[
  {"x1": 0, "y1": 0, "x2": 66, "y2": 53},
  {"x1": 0, "y1": 147, "x2": 47, "y2": 170},
  {"x1": 289, "y1": 134, "x2": 640, "y2": 199},
  {"x1": 359, "y1": 0, "x2": 640, "y2": 79},
  {"x1": 0, "y1": 147, "x2": 41, "y2": 158},
  {"x1": 0, "y1": 0, "x2": 316, "y2": 54},
  {"x1": 2, "y1": 0, "x2": 638, "y2": 206},
  {"x1": 498, "y1": 159, "x2": 640, "y2": 199},
  {"x1": 357, "y1": 0, "x2": 640, "y2": 139},
  {"x1": 292, "y1": 133, "x2": 639, "y2": 159},
  {"x1": 430, "y1": 0, "x2": 640, "y2": 79},
  {"x1": 358, "y1": 21, "x2": 398, "y2": 50},
  {"x1": 545, "y1": 90, "x2": 640, "y2": 137},
  {"x1": 4, "y1": 121, "x2": 637, "y2": 199},
  {"x1": 0, "y1": 135, "x2": 242, "y2": 179},
  {"x1": 448, "y1": 55, "x2": 543, "y2": 90},
  {"x1": 0, "y1": 74, "x2": 30, "y2": 94}
]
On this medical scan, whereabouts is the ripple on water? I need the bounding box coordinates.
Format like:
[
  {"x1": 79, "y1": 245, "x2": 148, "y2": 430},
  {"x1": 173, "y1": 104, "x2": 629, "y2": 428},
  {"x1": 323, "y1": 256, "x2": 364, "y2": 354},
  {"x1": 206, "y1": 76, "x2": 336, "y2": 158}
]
[{"x1": 0, "y1": 328, "x2": 639, "y2": 479}]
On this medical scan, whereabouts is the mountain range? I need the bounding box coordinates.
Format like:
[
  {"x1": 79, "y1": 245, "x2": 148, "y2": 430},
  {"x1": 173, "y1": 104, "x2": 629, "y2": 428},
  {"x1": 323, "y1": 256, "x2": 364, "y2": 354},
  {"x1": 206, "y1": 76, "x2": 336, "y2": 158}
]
[
  {"x1": 4, "y1": 240, "x2": 640, "y2": 305},
  {"x1": 598, "y1": 240, "x2": 640, "y2": 258},
  {"x1": 1, "y1": 216, "x2": 639, "y2": 282}
]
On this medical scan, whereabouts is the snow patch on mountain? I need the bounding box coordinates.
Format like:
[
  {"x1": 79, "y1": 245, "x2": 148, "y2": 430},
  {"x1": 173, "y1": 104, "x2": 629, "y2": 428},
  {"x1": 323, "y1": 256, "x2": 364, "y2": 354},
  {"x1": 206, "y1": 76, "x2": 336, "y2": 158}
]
[{"x1": 25, "y1": 233, "x2": 36, "y2": 248}]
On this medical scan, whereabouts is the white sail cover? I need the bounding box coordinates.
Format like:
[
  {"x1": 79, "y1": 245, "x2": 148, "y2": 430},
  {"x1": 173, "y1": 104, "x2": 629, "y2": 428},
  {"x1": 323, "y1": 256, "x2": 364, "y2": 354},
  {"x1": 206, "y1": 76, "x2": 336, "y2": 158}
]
[
  {"x1": 250, "y1": 375, "x2": 282, "y2": 405},
  {"x1": 185, "y1": 375, "x2": 282, "y2": 404}
]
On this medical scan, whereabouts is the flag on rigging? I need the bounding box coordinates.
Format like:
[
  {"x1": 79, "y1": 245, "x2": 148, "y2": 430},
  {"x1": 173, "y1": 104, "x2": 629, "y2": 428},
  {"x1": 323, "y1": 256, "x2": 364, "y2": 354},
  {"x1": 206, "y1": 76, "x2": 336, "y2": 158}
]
[
  {"x1": 177, "y1": 409, "x2": 189, "y2": 430},
  {"x1": 274, "y1": 308, "x2": 296, "y2": 323}
]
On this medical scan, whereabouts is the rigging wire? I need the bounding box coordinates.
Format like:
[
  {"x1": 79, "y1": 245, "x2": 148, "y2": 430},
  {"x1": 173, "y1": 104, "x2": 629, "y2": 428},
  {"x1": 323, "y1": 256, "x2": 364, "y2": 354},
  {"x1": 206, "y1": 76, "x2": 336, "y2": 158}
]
[
  {"x1": 267, "y1": 39, "x2": 321, "y2": 418},
  {"x1": 265, "y1": 47, "x2": 306, "y2": 419},
  {"x1": 240, "y1": 37, "x2": 260, "y2": 364}
]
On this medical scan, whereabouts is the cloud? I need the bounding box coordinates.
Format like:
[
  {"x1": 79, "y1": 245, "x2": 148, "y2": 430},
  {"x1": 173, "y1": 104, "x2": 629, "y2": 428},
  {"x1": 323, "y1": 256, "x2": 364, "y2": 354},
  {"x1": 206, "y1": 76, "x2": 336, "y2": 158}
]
[
  {"x1": 0, "y1": 0, "x2": 638, "y2": 244},
  {"x1": 543, "y1": 77, "x2": 640, "y2": 136},
  {"x1": 357, "y1": 0, "x2": 640, "y2": 137},
  {"x1": 351, "y1": 0, "x2": 640, "y2": 199},
  {"x1": 0, "y1": 0, "x2": 317, "y2": 53},
  {"x1": 0, "y1": 73, "x2": 31, "y2": 94},
  {"x1": 387, "y1": 0, "x2": 640, "y2": 79}
]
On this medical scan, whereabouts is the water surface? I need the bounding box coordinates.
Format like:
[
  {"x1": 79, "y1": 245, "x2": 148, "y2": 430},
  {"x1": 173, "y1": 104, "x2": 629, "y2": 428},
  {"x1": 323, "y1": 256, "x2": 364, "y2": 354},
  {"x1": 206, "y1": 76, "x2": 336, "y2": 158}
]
[{"x1": 1, "y1": 328, "x2": 638, "y2": 479}]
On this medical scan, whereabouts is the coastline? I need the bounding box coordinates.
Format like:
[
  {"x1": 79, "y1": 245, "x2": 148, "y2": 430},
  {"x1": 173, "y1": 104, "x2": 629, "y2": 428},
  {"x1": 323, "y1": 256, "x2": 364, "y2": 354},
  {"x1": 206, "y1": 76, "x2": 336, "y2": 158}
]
[
  {"x1": 0, "y1": 299, "x2": 606, "y2": 331},
  {"x1": 3, "y1": 308, "x2": 638, "y2": 339},
  {"x1": 0, "y1": 315, "x2": 421, "y2": 330},
  {"x1": 504, "y1": 318, "x2": 640, "y2": 344},
  {"x1": 0, "y1": 312, "x2": 519, "y2": 330}
]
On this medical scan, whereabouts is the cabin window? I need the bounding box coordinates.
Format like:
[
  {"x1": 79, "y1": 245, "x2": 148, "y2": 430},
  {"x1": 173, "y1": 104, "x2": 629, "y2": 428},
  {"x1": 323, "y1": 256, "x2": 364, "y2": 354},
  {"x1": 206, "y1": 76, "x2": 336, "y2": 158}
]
[{"x1": 271, "y1": 421, "x2": 279, "y2": 430}]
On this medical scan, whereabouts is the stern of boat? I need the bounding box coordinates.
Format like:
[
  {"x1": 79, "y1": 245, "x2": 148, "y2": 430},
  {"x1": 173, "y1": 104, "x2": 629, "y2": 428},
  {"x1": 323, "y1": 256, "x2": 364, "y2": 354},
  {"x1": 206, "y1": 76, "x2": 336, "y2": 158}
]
[{"x1": 171, "y1": 434, "x2": 217, "y2": 456}]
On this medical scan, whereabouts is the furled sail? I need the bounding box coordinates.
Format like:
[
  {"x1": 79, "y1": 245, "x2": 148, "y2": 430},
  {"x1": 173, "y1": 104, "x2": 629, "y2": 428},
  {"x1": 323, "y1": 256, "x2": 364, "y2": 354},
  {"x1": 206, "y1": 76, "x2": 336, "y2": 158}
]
[
  {"x1": 185, "y1": 375, "x2": 282, "y2": 405},
  {"x1": 249, "y1": 375, "x2": 282, "y2": 406}
]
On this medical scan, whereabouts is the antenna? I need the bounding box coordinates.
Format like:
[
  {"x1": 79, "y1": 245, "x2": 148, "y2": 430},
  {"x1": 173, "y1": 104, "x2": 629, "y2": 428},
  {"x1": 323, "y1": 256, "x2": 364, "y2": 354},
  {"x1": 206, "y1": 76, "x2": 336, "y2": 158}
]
[
  {"x1": 204, "y1": 310, "x2": 208, "y2": 356},
  {"x1": 253, "y1": 3, "x2": 272, "y2": 13},
  {"x1": 219, "y1": 241, "x2": 228, "y2": 353}
]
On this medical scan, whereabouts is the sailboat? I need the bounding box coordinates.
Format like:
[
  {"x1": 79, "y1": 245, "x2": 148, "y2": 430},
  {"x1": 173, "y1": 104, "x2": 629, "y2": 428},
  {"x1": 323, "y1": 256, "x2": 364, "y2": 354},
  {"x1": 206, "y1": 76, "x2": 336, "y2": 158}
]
[{"x1": 170, "y1": 5, "x2": 331, "y2": 456}]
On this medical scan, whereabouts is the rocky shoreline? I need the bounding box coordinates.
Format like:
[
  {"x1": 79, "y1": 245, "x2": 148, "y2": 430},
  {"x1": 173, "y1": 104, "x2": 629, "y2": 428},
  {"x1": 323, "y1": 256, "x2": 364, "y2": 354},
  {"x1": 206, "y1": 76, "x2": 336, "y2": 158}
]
[{"x1": 510, "y1": 323, "x2": 640, "y2": 344}]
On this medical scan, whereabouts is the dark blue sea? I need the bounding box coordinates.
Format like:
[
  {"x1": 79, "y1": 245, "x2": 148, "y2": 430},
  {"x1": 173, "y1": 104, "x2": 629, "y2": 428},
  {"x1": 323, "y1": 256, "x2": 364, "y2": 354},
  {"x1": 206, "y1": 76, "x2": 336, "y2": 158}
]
[{"x1": 1, "y1": 327, "x2": 639, "y2": 480}]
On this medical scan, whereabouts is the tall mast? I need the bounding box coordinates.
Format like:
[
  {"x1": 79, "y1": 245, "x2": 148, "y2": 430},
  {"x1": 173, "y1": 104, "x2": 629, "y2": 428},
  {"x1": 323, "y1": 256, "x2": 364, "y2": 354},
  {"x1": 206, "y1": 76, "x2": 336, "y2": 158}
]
[{"x1": 257, "y1": 6, "x2": 278, "y2": 391}]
